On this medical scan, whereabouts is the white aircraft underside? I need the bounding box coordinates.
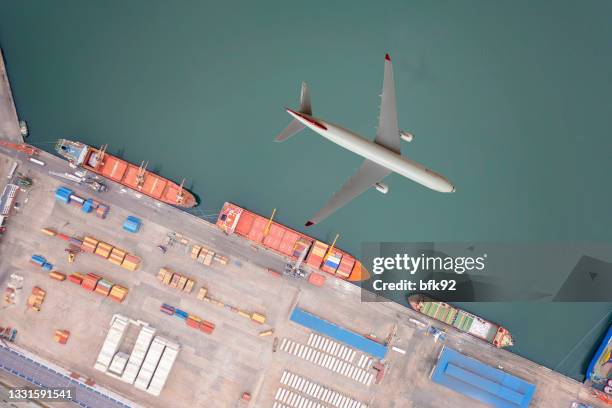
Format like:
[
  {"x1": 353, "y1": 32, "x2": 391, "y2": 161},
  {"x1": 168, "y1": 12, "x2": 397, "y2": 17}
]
[{"x1": 276, "y1": 54, "x2": 455, "y2": 226}]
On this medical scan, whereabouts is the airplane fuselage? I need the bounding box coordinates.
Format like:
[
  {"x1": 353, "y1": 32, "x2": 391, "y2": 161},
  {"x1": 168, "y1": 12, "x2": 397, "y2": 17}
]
[{"x1": 287, "y1": 110, "x2": 455, "y2": 193}]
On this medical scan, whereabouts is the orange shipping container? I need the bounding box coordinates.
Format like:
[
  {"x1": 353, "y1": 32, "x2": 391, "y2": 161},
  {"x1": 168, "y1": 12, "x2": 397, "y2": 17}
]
[
  {"x1": 306, "y1": 241, "x2": 328, "y2": 268},
  {"x1": 49, "y1": 271, "x2": 67, "y2": 281},
  {"x1": 308, "y1": 273, "x2": 326, "y2": 287}
]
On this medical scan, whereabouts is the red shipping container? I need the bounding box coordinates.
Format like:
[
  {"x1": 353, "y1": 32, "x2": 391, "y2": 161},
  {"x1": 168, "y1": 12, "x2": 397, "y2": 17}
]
[
  {"x1": 68, "y1": 274, "x2": 83, "y2": 285},
  {"x1": 308, "y1": 273, "x2": 326, "y2": 287},
  {"x1": 56, "y1": 233, "x2": 70, "y2": 241},
  {"x1": 199, "y1": 321, "x2": 214, "y2": 334},
  {"x1": 186, "y1": 317, "x2": 200, "y2": 329}
]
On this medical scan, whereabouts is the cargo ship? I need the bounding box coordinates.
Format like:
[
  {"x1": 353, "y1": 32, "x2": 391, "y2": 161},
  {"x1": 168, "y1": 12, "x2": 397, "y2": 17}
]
[
  {"x1": 408, "y1": 294, "x2": 513, "y2": 348},
  {"x1": 586, "y1": 324, "x2": 612, "y2": 394},
  {"x1": 216, "y1": 202, "x2": 369, "y2": 282},
  {"x1": 55, "y1": 139, "x2": 196, "y2": 208}
]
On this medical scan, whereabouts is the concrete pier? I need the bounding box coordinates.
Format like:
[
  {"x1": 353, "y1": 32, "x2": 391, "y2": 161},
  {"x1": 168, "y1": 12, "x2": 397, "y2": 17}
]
[{"x1": 0, "y1": 48, "x2": 23, "y2": 142}]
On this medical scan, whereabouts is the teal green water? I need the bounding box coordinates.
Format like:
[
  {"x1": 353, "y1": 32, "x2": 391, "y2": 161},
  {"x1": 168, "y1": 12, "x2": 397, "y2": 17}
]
[{"x1": 1, "y1": 1, "x2": 611, "y2": 379}]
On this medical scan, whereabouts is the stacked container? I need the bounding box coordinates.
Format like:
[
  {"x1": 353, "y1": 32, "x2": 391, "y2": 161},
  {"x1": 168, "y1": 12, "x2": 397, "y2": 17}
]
[
  {"x1": 54, "y1": 329, "x2": 70, "y2": 344},
  {"x1": 321, "y1": 249, "x2": 342, "y2": 274},
  {"x1": 95, "y1": 242, "x2": 113, "y2": 258},
  {"x1": 54, "y1": 187, "x2": 72, "y2": 203},
  {"x1": 336, "y1": 255, "x2": 355, "y2": 279},
  {"x1": 122, "y1": 216, "x2": 141, "y2": 233},
  {"x1": 121, "y1": 254, "x2": 140, "y2": 271},
  {"x1": 109, "y1": 285, "x2": 128, "y2": 302},
  {"x1": 68, "y1": 272, "x2": 84, "y2": 285},
  {"x1": 160, "y1": 303, "x2": 175, "y2": 315},
  {"x1": 49, "y1": 271, "x2": 66, "y2": 281},
  {"x1": 81, "y1": 236, "x2": 99, "y2": 253},
  {"x1": 306, "y1": 241, "x2": 328, "y2": 268},
  {"x1": 95, "y1": 279, "x2": 113, "y2": 296},
  {"x1": 109, "y1": 248, "x2": 126, "y2": 266},
  {"x1": 81, "y1": 273, "x2": 101, "y2": 291},
  {"x1": 96, "y1": 204, "x2": 109, "y2": 219},
  {"x1": 41, "y1": 228, "x2": 56, "y2": 236}
]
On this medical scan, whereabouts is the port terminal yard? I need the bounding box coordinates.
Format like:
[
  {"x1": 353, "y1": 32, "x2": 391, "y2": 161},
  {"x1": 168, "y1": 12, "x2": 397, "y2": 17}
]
[{"x1": 0, "y1": 52, "x2": 606, "y2": 408}]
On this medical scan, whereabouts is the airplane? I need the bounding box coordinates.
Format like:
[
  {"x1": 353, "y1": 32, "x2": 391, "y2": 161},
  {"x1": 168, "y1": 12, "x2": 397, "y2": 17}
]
[{"x1": 276, "y1": 53, "x2": 455, "y2": 227}]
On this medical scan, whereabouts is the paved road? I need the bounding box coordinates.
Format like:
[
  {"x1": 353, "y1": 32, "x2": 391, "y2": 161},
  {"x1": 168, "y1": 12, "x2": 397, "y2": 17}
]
[{"x1": 0, "y1": 345, "x2": 139, "y2": 408}]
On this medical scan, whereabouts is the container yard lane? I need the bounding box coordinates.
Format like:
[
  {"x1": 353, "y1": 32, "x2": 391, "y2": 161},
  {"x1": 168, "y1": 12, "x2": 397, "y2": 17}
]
[{"x1": 0, "y1": 145, "x2": 605, "y2": 408}]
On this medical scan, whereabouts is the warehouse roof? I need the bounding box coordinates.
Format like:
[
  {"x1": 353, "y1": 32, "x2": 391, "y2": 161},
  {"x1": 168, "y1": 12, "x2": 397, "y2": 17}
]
[
  {"x1": 290, "y1": 308, "x2": 387, "y2": 359},
  {"x1": 431, "y1": 347, "x2": 535, "y2": 408}
]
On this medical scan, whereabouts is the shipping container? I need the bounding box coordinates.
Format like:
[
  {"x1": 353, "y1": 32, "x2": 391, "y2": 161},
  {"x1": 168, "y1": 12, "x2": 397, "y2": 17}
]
[
  {"x1": 251, "y1": 313, "x2": 266, "y2": 324},
  {"x1": 108, "y1": 352, "x2": 129, "y2": 376},
  {"x1": 122, "y1": 216, "x2": 141, "y2": 233},
  {"x1": 49, "y1": 271, "x2": 66, "y2": 281},
  {"x1": 174, "y1": 309, "x2": 188, "y2": 319},
  {"x1": 30, "y1": 255, "x2": 45, "y2": 266},
  {"x1": 120, "y1": 325, "x2": 156, "y2": 384},
  {"x1": 95, "y1": 242, "x2": 113, "y2": 258},
  {"x1": 197, "y1": 287, "x2": 208, "y2": 300},
  {"x1": 190, "y1": 245, "x2": 201, "y2": 260},
  {"x1": 121, "y1": 254, "x2": 140, "y2": 271},
  {"x1": 82, "y1": 199, "x2": 94, "y2": 213},
  {"x1": 306, "y1": 241, "x2": 328, "y2": 269},
  {"x1": 321, "y1": 249, "x2": 342, "y2": 274},
  {"x1": 186, "y1": 317, "x2": 200, "y2": 328},
  {"x1": 94, "y1": 315, "x2": 129, "y2": 371},
  {"x1": 68, "y1": 273, "x2": 83, "y2": 285},
  {"x1": 160, "y1": 304, "x2": 175, "y2": 315},
  {"x1": 96, "y1": 204, "x2": 109, "y2": 219},
  {"x1": 308, "y1": 273, "x2": 326, "y2": 287},
  {"x1": 183, "y1": 279, "x2": 195, "y2": 293},
  {"x1": 41, "y1": 228, "x2": 56, "y2": 236},
  {"x1": 146, "y1": 340, "x2": 180, "y2": 396},
  {"x1": 54, "y1": 187, "x2": 72, "y2": 203},
  {"x1": 109, "y1": 285, "x2": 128, "y2": 302},
  {"x1": 134, "y1": 337, "x2": 166, "y2": 391}
]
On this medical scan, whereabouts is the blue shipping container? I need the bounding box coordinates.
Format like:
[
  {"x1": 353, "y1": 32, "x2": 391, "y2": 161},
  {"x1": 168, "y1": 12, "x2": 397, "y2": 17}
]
[
  {"x1": 123, "y1": 216, "x2": 141, "y2": 233},
  {"x1": 42, "y1": 263, "x2": 53, "y2": 271},
  {"x1": 54, "y1": 187, "x2": 72, "y2": 203},
  {"x1": 82, "y1": 199, "x2": 94, "y2": 213},
  {"x1": 174, "y1": 309, "x2": 188, "y2": 319},
  {"x1": 31, "y1": 255, "x2": 46, "y2": 266}
]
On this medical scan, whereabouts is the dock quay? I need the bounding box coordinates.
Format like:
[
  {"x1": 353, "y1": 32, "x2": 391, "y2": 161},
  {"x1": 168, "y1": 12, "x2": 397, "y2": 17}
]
[
  {"x1": 0, "y1": 48, "x2": 23, "y2": 143},
  {"x1": 0, "y1": 49, "x2": 604, "y2": 408},
  {"x1": 0, "y1": 145, "x2": 605, "y2": 408}
]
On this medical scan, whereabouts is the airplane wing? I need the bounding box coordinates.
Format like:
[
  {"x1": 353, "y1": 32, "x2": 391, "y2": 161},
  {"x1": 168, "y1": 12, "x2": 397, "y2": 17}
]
[
  {"x1": 374, "y1": 54, "x2": 401, "y2": 154},
  {"x1": 306, "y1": 159, "x2": 391, "y2": 226}
]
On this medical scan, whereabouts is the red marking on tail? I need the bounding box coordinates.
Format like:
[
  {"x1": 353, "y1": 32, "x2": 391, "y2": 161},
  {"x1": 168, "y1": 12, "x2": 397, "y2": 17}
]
[{"x1": 385, "y1": 53, "x2": 391, "y2": 61}]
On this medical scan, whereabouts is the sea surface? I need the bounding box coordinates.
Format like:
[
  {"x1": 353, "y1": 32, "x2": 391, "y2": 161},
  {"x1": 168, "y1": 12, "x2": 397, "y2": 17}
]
[{"x1": 1, "y1": 0, "x2": 611, "y2": 380}]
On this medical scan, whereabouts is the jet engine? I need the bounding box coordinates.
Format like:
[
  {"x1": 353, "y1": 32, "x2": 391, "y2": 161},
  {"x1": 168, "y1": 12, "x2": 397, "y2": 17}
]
[
  {"x1": 400, "y1": 130, "x2": 414, "y2": 142},
  {"x1": 374, "y1": 182, "x2": 389, "y2": 194}
]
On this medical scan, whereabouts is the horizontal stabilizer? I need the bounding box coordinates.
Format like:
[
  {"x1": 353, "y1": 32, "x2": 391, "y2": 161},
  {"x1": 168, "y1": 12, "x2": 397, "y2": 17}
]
[{"x1": 275, "y1": 120, "x2": 305, "y2": 142}]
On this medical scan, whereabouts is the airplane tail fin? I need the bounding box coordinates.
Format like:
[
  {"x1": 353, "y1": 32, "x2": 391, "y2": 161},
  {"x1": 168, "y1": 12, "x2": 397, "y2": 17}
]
[{"x1": 275, "y1": 82, "x2": 312, "y2": 142}]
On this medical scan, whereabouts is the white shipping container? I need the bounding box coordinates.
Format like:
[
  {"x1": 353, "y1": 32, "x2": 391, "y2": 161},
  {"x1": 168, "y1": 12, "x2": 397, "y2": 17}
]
[
  {"x1": 108, "y1": 352, "x2": 129, "y2": 376},
  {"x1": 134, "y1": 337, "x2": 166, "y2": 390},
  {"x1": 121, "y1": 325, "x2": 156, "y2": 384},
  {"x1": 146, "y1": 340, "x2": 180, "y2": 396},
  {"x1": 94, "y1": 315, "x2": 129, "y2": 371}
]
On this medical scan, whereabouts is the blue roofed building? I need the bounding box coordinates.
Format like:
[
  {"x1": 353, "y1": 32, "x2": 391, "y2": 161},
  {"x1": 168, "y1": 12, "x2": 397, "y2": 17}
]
[
  {"x1": 289, "y1": 308, "x2": 387, "y2": 359},
  {"x1": 431, "y1": 347, "x2": 535, "y2": 408}
]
